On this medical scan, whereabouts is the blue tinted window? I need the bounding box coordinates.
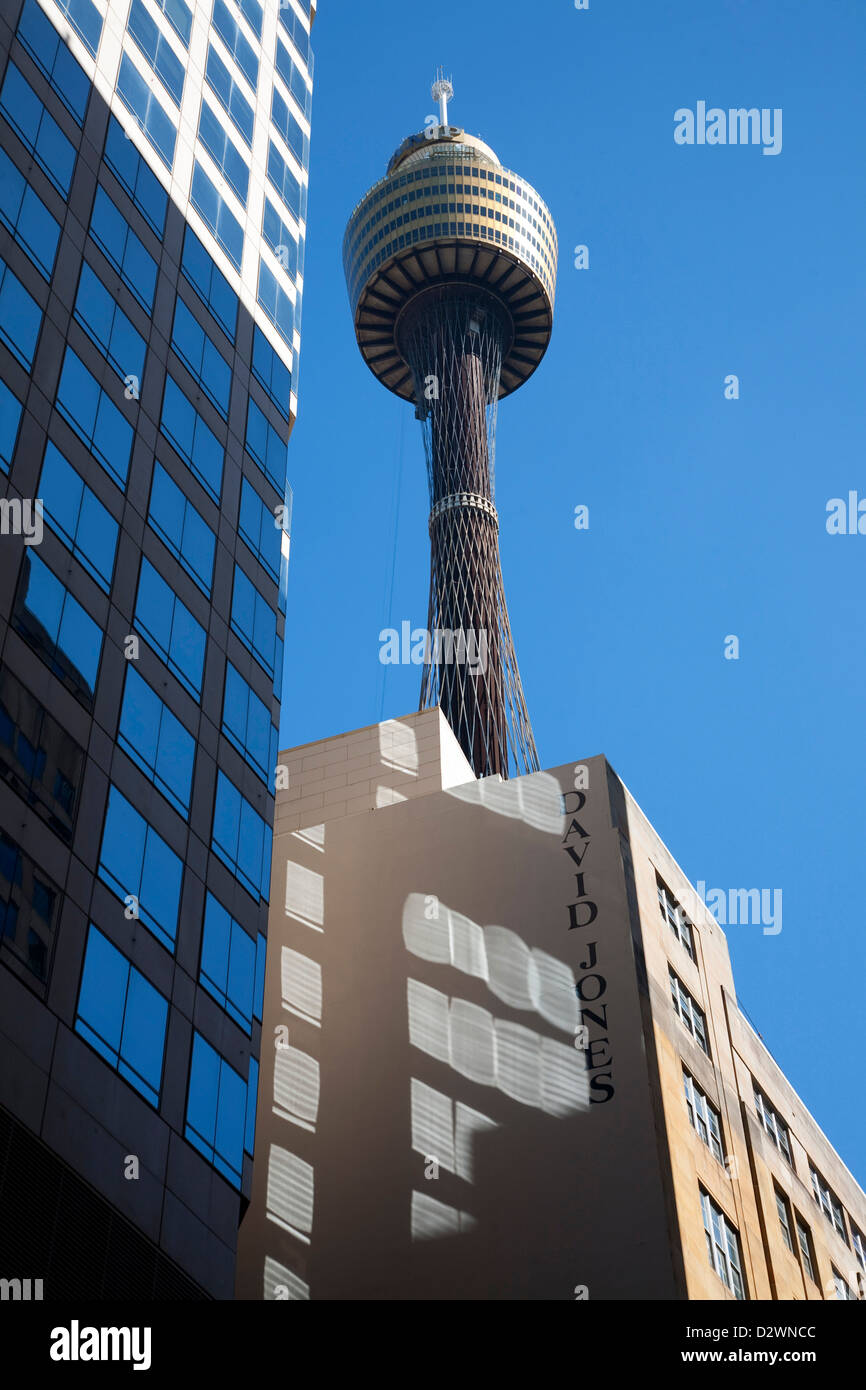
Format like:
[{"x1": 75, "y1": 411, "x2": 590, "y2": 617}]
[
  {"x1": 181, "y1": 226, "x2": 238, "y2": 340},
  {"x1": 127, "y1": 0, "x2": 185, "y2": 106},
  {"x1": 148, "y1": 463, "x2": 215, "y2": 596},
  {"x1": 55, "y1": 0, "x2": 103, "y2": 56},
  {"x1": 0, "y1": 63, "x2": 76, "y2": 196},
  {"x1": 55, "y1": 348, "x2": 134, "y2": 489},
  {"x1": 198, "y1": 100, "x2": 249, "y2": 205},
  {"x1": 190, "y1": 162, "x2": 243, "y2": 272},
  {"x1": 157, "y1": 0, "x2": 192, "y2": 45},
  {"x1": 74, "y1": 261, "x2": 147, "y2": 383},
  {"x1": 245, "y1": 395, "x2": 288, "y2": 490},
  {"x1": 212, "y1": 770, "x2": 271, "y2": 902},
  {"x1": 0, "y1": 380, "x2": 23, "y2": 474},
  {"x1": 15, "y1": 553, "x2": 102, "y2": 704},
  {"x1": 244, "y1": 1054, "x2": 258, "y2": 1155},
  {"x1": 171, "y1": 297, "x2": 231, "y2": 417},
  {"x1": 239, "y1": 477, "x2": 281, "y2": 582},
  {"x1": 278, "y1": 4, "x2": 310, "y2": 67},
  {"x1": 200, "y1": 891, "x2": 256, "y2": 1031},
  {"x1": 116, "y1": 53, "x2": 177, "y2": 170},
  {"x1": 134, "y1": 557, "x2": 206, "y2": 699},
  {"x1": 271, "y1": 86, "x2": 307, "y2": 167},
  {"x1": 262, "y1": 199, "x2": 298, "y2": 279},
  {"x1": 160, "y1": 375, "x2": 224, "y2": 503},
  {"x1": 39, "y1": 441, "x2": 118, "y2": 592},
  {"x1": 0, "y1": 147, "x2": 60, "y2": 279},
  {"x1": 103, "y1": 115, "x2": 168, "y2": 235},
  {"x1": 254, "y1": 932, "x2": 265, "y2": 1018},
  {"x1": 211, "y1": 0, "x2": 258, "y2": 89},
  {"x1": 0, "y1": 258, "x2": 41, "y2": 369},
  {"x1": 89, "y1": 185, "x2": 157, "y2": 312},
  {"x1": 252, "y1": 326, "x2": 291, "y2": 420},
  {"x1": 275, "y1": 39, "x2": 309, "y2": 119},
  {"x1": 233, "y1": 0, "x2": 262, "y2": 40},
  {"x1": 98, "y1": 784, "x2": 182, "y2": 951},
  {"x1": 205, "y1": 44, "x2": 253, "y2": 147},
  {"x1": 222, "y1": 660, "x2": 277, "y2": 785},
  {"x1": 118, "y1": 667, "x2": 195, "y2": 815},
  {"x1": 266, "y1": 141, "x2": 301, "y2": 220},
  {"x1": 185, "y1": 1031, "x2": 247, "y2": 1187},
  {"x1": 76, "y1": 926, "x2": 168, "y2": 1107},
  {"x1": 17, "y1": 0, "x2": 90, "y2": 122},
  {"x1": 257, "y1": 261, "x2": 294, "y2": 352},
  {"x1": 231, "y1": 564, "x2": 281, "y2": 682}
]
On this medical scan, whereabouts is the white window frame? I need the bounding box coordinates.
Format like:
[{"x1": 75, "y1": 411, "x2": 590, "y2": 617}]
[{"x1": 701, "y1": 1189, "x2": 745, "y2": 1300}]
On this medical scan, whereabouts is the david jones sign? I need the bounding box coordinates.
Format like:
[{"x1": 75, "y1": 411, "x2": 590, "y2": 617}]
[{"x1": 562, "y1": 781, "x2": 614, "y2": 1104}]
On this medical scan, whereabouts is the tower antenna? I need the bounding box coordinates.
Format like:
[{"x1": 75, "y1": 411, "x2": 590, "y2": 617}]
[{"x1": 431, "y1": 68, "x2": 453, "y2": 128}]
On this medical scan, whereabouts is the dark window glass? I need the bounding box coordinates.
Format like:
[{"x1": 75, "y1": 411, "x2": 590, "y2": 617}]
[
  {"x1": 0, "y1": 257, "x2": 42, "y2": 369},
  {"x1": 89, "y1": 185, "x2": 157, "y2": 312},
  {"x1": 222, "y1": 659, "x2": 277, "y2": 786},
  {"x1": 160, "y1": 374, "x2": 224, "y2": 503},
  {"x1": 148, "y1": 462, "x2": 215, "y2": 596},
  {"x1": 199, "y1": 891, "x2": 256, "y2": 1032},
  {"x1": 198, "y1": 99, "x2": 249, "y2": 204},
  {"x1": 103, "y1": 114, "x2": 168, "y2": 235},
  {"x1": 0, "y1": 666, "x2": 84, "y2": 843},
  {"x1": 127, "y1": 0, "x2": 185, "y2": 107},
  {"x1": 75, "y1": 925, "x2": 168, "y2": 1106},
  {"x1": 239, "y1": 476, "x2": 281, "y2": 581},
  {"x1": 118, "y1": 666, "x2": 195, "y2": 815},
  {"x1": 262, "y1": 199, "x2": 298, "y2": 279},
  {"x1": 231, "y1": 563, "x2": 280, "y2": 682},
  {"x1": 251, "y1": 328, "x2": 291, "y2": 420},
  {"x1": 185, "y1": 1031, "x2": 247, "y2": 1188},
  {"x1": 17, "y1": 0, "x2": 90, "y2": 121},
  {"x1": 13, "y1": 553, "x2": 102, "y2": 706},
  {"x1": 256, "y1": 260, "x2": 293, "y2": 352},
  {"x1": 133, "y1": 556, "x2": 206, "y2": 699},
  {"x1": 171, "y1": 297, "x2": 231, "y2": 417},
  {"x1": 55, "y1": 347, "x2": 134, "y2": 489},
  {"x1": 190, "y1": 161, "x2": 243, "y2": 271},
  {"x1": 74, "y1": 261, "x2": 147, "y2": 383},
  {"x1": 181, "y1": 226, "x2": 238, "y2": 340},
  {"x1": 116, "y1": 53, "x2": 177, "y2": 170},
  {"x1": 245, "y1": 394, "x2": 288, "y2": 489},
  {"x1": 0, "y1": 827, "x2": 59, "y2": 986},
  {"x1": 0, "y1": 146, "x2": 60, "y2": 279},
  {"x1": 244, "y1": 1054, "x2": 258, "y2": 1155},
  {"x1": 211, "y1": 0, "x2": 258, "y2": 89},
  {"x1": 98, "y1": 783, "x2": 183, "y2": 951},
  {"x1": 39, "y1": 441, "x2": 119, "y2": 592},
  {"x1": 212, "y1": 769, "x2": 271, "y2": 902},
  {"x1": 0, "y1": 379, "x2": 23, "y2": 474},
  {"x1": 205, "y1": 44, "x2": 253, "y2": 146}
]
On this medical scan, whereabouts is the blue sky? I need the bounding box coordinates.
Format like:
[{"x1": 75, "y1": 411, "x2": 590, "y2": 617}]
[{"x1": 283, "y1": 1, "x2": 866, "y2": 1180}]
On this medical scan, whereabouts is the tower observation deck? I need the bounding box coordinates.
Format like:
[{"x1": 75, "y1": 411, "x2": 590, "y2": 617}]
[{"x1": 343, "y1": 77, "x2": 558, "y2": 777}]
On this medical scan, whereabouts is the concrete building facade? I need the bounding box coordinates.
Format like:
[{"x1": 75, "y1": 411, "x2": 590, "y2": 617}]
[{"x1": 237, "y1": 709, "x2": 866, "y2": 1300}]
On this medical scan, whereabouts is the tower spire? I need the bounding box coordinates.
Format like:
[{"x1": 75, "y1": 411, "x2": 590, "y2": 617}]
[{"x1": 431, "y1": 68, "x2": 453, "y2": 127}]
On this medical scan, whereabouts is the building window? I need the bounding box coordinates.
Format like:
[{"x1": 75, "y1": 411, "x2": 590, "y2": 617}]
[
  {"x1": 13, "y1": 554, "x2": 102, "y2": 707},
  {"x1": 103, "y1": 115, "x2": 168, "y2": 237},
  {"x1": 53, "y1": 0, "x2": 103, "y2": 56},
  {"x1": 0, "y1": 826, "x2": 59, "y2": 987},
  {"x1": 39, "y1": 441, "x2": 119, "y2": 593},
  {"x1": 116, "y1": 53, "x2": 177, "y2": 170},
  {"x1": 55, "y1": 347, "x2": 134, "y2": 489},
  {"x1": 0, "y1": 665, "x2": 84, "y2": 844},
  {"x1": 0, "y1": 379, "x2": 23, "y2": 474},
  {"x1": 775, "y1": 1186, "x2": 794, "y2": 1253},
  {"x1": 75, "y1": 925, "x2": 168, "y2": 1107},
  {"x1": 133, "y1": 557, "x2": 206, "y2": 700},
  {"x1": 239, "y1": 477, "x2": 281, "y2": 582},
  {"x1": 171, "y1": 297, "x2": 231, "y2": 418},
  {"x1": 222, "y1": 660, "x2": 277, "y2": 786},
  {"x1": 199, "y1": 891, "x2": 256, "y2": 1032},
  {"x1": 271, "y1": 86, "x2": 307, "y2": 167},
  {"x1": 89, "y1": 186, "x2": 157, "y2": 313},
  {"x1": 252, "y1": 325, "x2": 292, "y2": 420},
  {"x1": 211, "y1": 0, "x2": 258, "y2": 91},
  {"x1": 98, "y1": 784, "x2": 182, "y2": 952},
  {"x1": 274, "y1": 39, "x2": 309, "y2": 119},
  {"x1": 148, "y1": 462, "x2": 215, "y2": 596},
  {"x1": 700, "y1": 1189, "x2": 745, "y2": 1299},
  {"x1": 795, "y1": 1213, "x2": 817, "y2": 1282},
  {"x1": 231, "y1": 564, "x2": 281, "y2": 684},
  {"x1": 160, "y1": 374, "x2": 224, "y2": 504},
  {"x1": 118, "y1": 667, "x2": 195, "y2": 816},
  {"x1": 233, "y1": 0, "x2": 263, "y2": 40},
  {"x1": 266, "y1": 141, "x2": 301, "y2": 221},
  {"x1": 212, "y1": 769, "x2": 271, "y2": 902},
  {"x1": 753, "y1": 1085, "x2": 793, "y2": 1165},
  {"x1": 669, "y1": 966, "x2": 709, "y2": 1055},
  {"x1": 245, "y1": 394, "x2": 288, "y2": 490},
  {"x1": 198, "y1": 100, "x2": 249, "y2": 205},
  {"x1": 262, "y1": 199, "x2": 299, "y2": 279},
  {"x1": 17, "y1": 0, "x2": 90, "y2": 122},
  {"x1": 185, "y1": 1031, "x2": 247, "y2": 1187},
  {"x1": 205, "y1": 44, "x2": 253, "y2": 147},
  {"x1": 73, "y1": 262, "x2": 147, "y2": 385},
  {"x1": 832, "y1": 1268, "x2": 857, "y2": 1301},
  {"x1": 853, "y1": 1227, "x2": 866, "y2": 1273},
  {"x1": 657, "y1": 874, "x2": 695, "y2": 960},
  {"x1": 810, "y1": 1165, "x2": 848, "y2": 1243},
  {"x1": 156, "y1": 0, "x2": 192, "y2": 47},
  {"x1": 0, "y1": 257, "x2": 42, "y2": 370},
  {"x1": 245, "y1": 1054, "x2": 258, "y2": 1155},
  {"x1": 126, "y1": 0, "x2": 185, "y2": 107},
  {"x1": 190, "y1": 161, "x2": 244, "y2": 272},
  {"x1": 682, "y1": 1069, "x2": 723, "y2": 1162},
  {"x1": 181, "y1": 226, "x2": 238, "y2": 340},
  {"x1": 0, "y1": 146, "x2": 60, "y2": 280}
]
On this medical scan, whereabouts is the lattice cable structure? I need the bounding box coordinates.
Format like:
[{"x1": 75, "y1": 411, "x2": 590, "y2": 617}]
[{"x1": 343, "y1": 79, "x2": 558, "y2": 778}]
